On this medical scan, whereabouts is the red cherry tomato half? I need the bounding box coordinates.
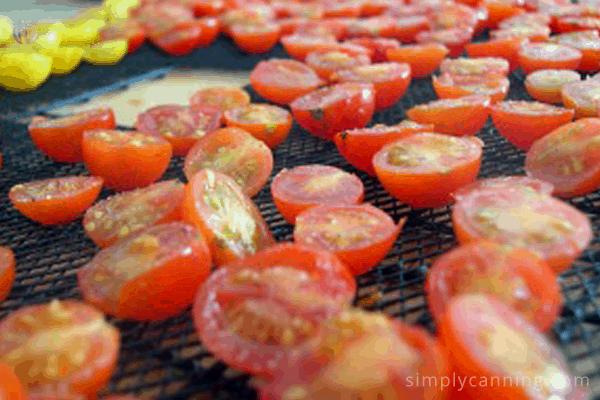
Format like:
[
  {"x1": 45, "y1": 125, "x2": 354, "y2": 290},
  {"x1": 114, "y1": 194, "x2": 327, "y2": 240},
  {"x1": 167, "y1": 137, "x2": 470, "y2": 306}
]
[
  {"x1": 78, "y1": 222, "x2": 212, "y2": 320},
  {"x1": 562, "y1": 80, "x2": 600, "y2": 119},
  {"x1": 426, "y1": 241, "x2": 562, "y2": 332},
  {"x1": 344, "y1": 37, "x2": 400, "y2": 62},
  {"x1": 334, "y1": 120, "x2": 434, "y2": 175},
  {"x1": 491, "y1": 100, "x2": 575, "y2": 151},
  {"x1": 322, "y1": 1, "x2": 362, "y2": 18},
  {"x1": 305, "y1": 50, "x2": 371, "y2": 81},
  {"x1": 555, "y1": 16, "x2": 600, "y2": 33},
  {"x1": 330, "y1": 62, "x2": 411, "y2": 110},
  {"x1": 230, "y1": 22, "x2": 281, "y2": 54},
  {"x1": 189, "y1": 86, "x2": 250, "y2": 113},
  {"x1": 428, "y1": 3, "x2": 480, "y2": 30},
  {"x1": 0, "y1": 363, "x2": 25, "y2": 400},
  {"x1": 525, "y1": 118, "x2": 600, "y2": 198},
  {"x1": 452, "y1": 182, "x2": 593, "y2": 272},
  {"x1": 0, "y1": 300, "x2": 119, "y2": 398},
  {"x1": 294, "y1": 204, "x2": 405, "y2": 276},
  {"x1": 191, "y1": 0, "x2": 225, "y2": 16},
  {"x1": 490, "y1": 25, "x2": 551, "y2": 42},
  {"x1": 518, "y1": 43, "x2": 582, "y2": 74},
  {"x1": 373, "y1": 133, "x2": 484, "y2": 208},
  {"x1": 150, "y1": 22, "x2": 203, "y2": 56},
  {"x1": 525, "y1": 69, "x2": 581, "y2": 104},
  {"x1": 497, "y1": 12, "x2": 551, "y2": 29},
  {"x1": 183, "y1": 169, "x2": 275, "y2": 267},
  {"x1": 135, "y1": 104, "x2": 222, "y2": 156},
  {"x1": 28, "y1": 108, "x2": 116, "y2": 163},
  {"x1": 483, "y1": 0, "x2": 527, "y2": 28},
  {"x1": 439, "y1": 294, "x2": 589, "y2": 400},
  {"x1": 260, "y1": 310, "x2": 449, "y2": 400},
  {"x1": 280, "y1": 34, "x2": 339, "y2": 61},
  {"x1": 271, "y1": 164, "x2": 364, "y2": 224},
  {"x1": 452, "y1": 174, "x2": 555, "y2": 200},
  {"x1": 465, "y1": 37, "x2": 528, "y2": 72},
  {"x1": 415, "y1": 26, "x2": 474, "y2": 58},
  {"x1": 294, "y1": 20, "x2": 348, "y2": 40},
  {"x1": 343, "y1": 16, "x2": 397, "y2": 38},
  {"x1": 83, "y1": 179, "x2": 185, "y2": 248},
  {"x1": 250, "y1": 59, "x2": 325, "y2": 105},
  {"x1": 134, "y1": 3, "x2": 194, "y2": 36},
  {"x1": 82, "y1": 129, "x2": 172, "y2": 191},
  {"x1": 386, "y1": 43, "x2": 449, "y2": 78},
  {"x1": 290, "y1": 82, "x2": 375, "y2": 140},
  {"x1": 195, "y1": 17, "x2": 220, "y2": 48},
  {"x1": 183, "y1": 127, "x2": 273, "y2": 197},
  {"x1": 440, "y1": 57, "x2": 509, "y2": 77},
  {"x1": 98, "y1": 20, "x2": 146, "y2": 53},
  {"x1": 388, "y1": 15, "x2": 431, "y2": 43},
  {"x1": 547, "y1": 30, "x2": 600, "y2": 72},
  {"x1": 433, "y1": 73, "x2": 510, "y2": 103},
  {"x1": 192, "y1": 243, "x2": 355, "y2": 378},
  {"x1": 406, "y1": 95, "x2": 492, "y2": 136},
  {"x1": 0, "y1": 247, "x2": 15, "y2": 304},
  {"x1": 9, "y1": 176, "x2": 103, "y2": 225},
  {"x1": 219, "y1": 6, "x2": 274, "y2": 35},
  {"x1": 223, "y1": 104, "x2": 292, "y2": 149}
]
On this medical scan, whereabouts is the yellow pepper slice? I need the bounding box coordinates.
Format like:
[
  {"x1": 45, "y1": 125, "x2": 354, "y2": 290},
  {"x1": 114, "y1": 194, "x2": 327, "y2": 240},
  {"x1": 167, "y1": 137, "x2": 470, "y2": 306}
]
[
  {"x1": 0, "y1": 18, "x2": 12, "y2": 46},
  {"x1": 61, "y1": 19, "x2": 106, "y2": 46},
  {"x1": 83, "y1": 39, "x2": 127, "y2": 65},
  {"x1": 40, "y1": 46, "x2": 83, "y2": 74},
  {"x1": 0, "y1": 52, "x2": 52, "y2": 91}
]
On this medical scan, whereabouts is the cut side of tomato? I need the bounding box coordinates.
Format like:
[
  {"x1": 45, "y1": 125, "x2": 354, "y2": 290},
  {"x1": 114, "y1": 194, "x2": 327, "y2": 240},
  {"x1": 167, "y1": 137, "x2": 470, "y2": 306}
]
[
  {"x1": 271, "y1": 164, "x2": 364, "y2": 224},
  {"x1": 83, "y1": 179, "x2": 185, "y2": 248},
  {"x1": 294, "y1": 204, "x2": 404, "y2": 276},
  {"x1": 388, "y1": 15, "x2": 431, "y2": 44},
  {"x1": 9, "y1": 176, "x2": 103, "y2": 225},
  {"x1": 452, "y1": 175, "x2": 555, "y2": 200},
  {"x1": 78, "y1": 222, "x2": 212, "y2": 320},
  {"x1": 28, "y1": 108, "x2": 116, "y2": 163},
  {"x1": 189, "y1": 86, "x2": 250, "y2": 113},
  {"x1": 452, "y1": 182, "x2": 593, "y2": 272},
  {"x1": 490, "y1": 25, "x2": 551, "y2": 42},
  {"x1": 306, "y1": 50, "x2": 371, "y2": 81},
  {"x1": 290, "y1": 82, "x2": 375, "y2": 140},
  {"x1": 280, "y1": 34, "x2": 339, "y2": 61},
  {"x1": 344, "y1": 37, "x2": 400, "y2": 62},
  {"x1": 491, "y1": 100, "x2": 575, "y2": 150},
  {"x1": 465, "y1": 37, "x2": 528, "y2": 72},
  {"x1": 518, "y1": 43, "x2": 582, "y2": 74},
  {"x1": 0, "y1": 300, "x2": 119, "y2": 398},
  {"x1": 497, "y1": 12, "x2": 551, "y2": 29},
  {"x1": 406, "y1": 95, "x2": 492, "y2": 136},
  {"x1": 223, "y1": 104, "x2": 292, "y2": 149},
  {"x1": 428, "y1": 3, "x2": 480, "y2": 30},
  {"x1": 0, "y1": 247, "x2": 15, "y2": 304},
  {"x1": 230, "y1": 22, "x2": 281, "y2": 54},
  {"x1": 525, "y1": 117, "x2": 600, "y2": 198},
  {"x1": 548, "y1": 30, "x2": 600, "y2": 72},
  {"x1": 440, "y1": 57, "x2": 509, "y2": 77},
  {"x1": 525, "y1": 69, "x2": 581, "y2": 104},
  {"x1": 562, "y1": 80, "x2": 600, "y2": 119},
  {"x1": 183, "y1": 127, "x2": 273, "y2": 197},
  {"x1": 426, "y1": 241, "x2": 562, "y2": 332},
  {"x1": 386, "y1": 43, "x2": 449, "y2": 78},
  {"x1": 150, "y1": 22, "x2": 203, "y2": 56},
  {"x1": 433, "y1": 73, "x2": 510, "y2": 103},
  {"x1": 183, "y1": 169, "x2": 275, "y2": 267},
  {"x1": 373, "y1": 133, "x2": 484, "y2": 208},
  {"x1": 483, "y1": 0, "x2": 527, "y2": 28}
]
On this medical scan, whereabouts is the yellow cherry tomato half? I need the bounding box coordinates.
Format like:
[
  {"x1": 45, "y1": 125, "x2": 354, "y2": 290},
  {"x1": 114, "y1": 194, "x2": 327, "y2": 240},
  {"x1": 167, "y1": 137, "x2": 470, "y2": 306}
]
[
  {"x1": 40, "y1": 46, "x2": 84, "y2": 74},
  {"x1": 0, "y1": 52, "x2": 52, "y2": 91},
  {"x1": 83, "y1": 39, "x2": 127, "y2": 65}
]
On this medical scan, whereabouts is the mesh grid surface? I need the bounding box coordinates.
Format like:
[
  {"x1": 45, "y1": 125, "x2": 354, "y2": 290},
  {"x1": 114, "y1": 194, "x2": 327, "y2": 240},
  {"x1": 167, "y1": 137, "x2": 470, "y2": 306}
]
[{"x1": 1, "y1": 35, "x2": 600, "y2": 400}]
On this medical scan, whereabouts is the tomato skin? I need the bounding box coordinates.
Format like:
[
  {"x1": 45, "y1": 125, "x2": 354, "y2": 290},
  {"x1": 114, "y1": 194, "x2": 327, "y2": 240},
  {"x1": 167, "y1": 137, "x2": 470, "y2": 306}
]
[
  {"x1": 465, "y1": 37, "x2": 529, "y2": 72},
  {"x1": 150, "y1": 22, "x2": 203, "y2": 56},
  {"x1": 405, "y1": 95, "x2": 492, "y2": 137},
  {"x1": 415, "y1": 26, "x2": 474, "y2": 58},
  {"x1": 9, "y1": 176, "x2": 104, "y2": 225},
  {"x1": 334, "y1": 121, "x2": 434, "y2": 175},
  {"x1": 386, "y1": 43, "x2": 449, "y2": 78},
  {"x1": 230, "y1": 22, "x2": 281, "y2": 54},
  {"x1": 484, "y1": 0, "x2": 527, "y2": 29},
  {"x1": 491, "y1": 100, "x2": 575, "y2": 151},
  {"x1": 250, "y1": 59, "x2": 325, "y2": 105},
  {"x1": 82, "y1": 130, "x2": 172, "y2": 192},
  {"x1": 426, "y1": 241, "x2": 562, "y2": 333},
  {"x1": 517, "y1": 43, "x2": 582, "y2": 74},
  {"x1": 223, "y1": 104, "x2": 292, "y2": 149},
  {"x1": 290, "y1": 82, "x2": 375, "y2": 141},
  {"x1": 182, "y1": 169, "x2": 275, "y2": 267},
  {"x1": 548, "y1": 30, "x2": 600, "y2": 72},
  {"x1": 562, "y1": 80, "x2": 600, "y2": 119},
  {"x1": 373, "y1": 133, "x2": 484, "y2": 208},
  {"x1": 305, "y1": 51, "x2": 372, "y2": 81},
  {"x1": 525, "y1": 118, "x2": 600, "y2": 198},
  {"x1": 294, "y1": 204, "x2": 404, "y2": 276},
  {"x1": 0, "y1": 363, "x2": 25, "y2": 400},
  {"x1": 271, "y1": 165, "x2": 365, "y2": 224},
  {"x1": 433, "y1": 74, "x2": 510, "y2": 103},
  {"x1": 524, "y1": 69, "x2": 581, "y2": 104},
  {"x1": 0, "y1": 247, "x2": 15, "y2": 305},
  {"x1": 28, "y1": 108, "x2": 116, "y2": 163},
  {"x1": 388, "y1": 15, "x2": 431, "y2": 43},
  {"x1": 78, "y1": 222, "x2": 212, "y2": 321},
  {"x1": 195, "y1": 17, "x2": 220, "y2": 48},
  {"x1": 344, "y1": 37, "x2": 400, "y2": 62}
]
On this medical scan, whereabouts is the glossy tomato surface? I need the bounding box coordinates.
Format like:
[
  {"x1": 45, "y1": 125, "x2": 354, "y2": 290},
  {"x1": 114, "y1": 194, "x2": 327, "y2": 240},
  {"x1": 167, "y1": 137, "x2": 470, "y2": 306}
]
[
  {"x1": 305, "y1": 50, "x2": 372, "y2": 81},
  {"x1": 0, "y1": 247, "x2": 15, "y2": 304},
  {"x1": 562, "y1": 80, "x2": 600, "y2": 119},
  {"x1": 386, "y1": 43, "x2": 449, "y2": 78},
  {"x1": 439, "y1": 57, "x2": 509, "y2": 77},
  {"x1": 150, "y1": 22, "x2": 203, "y2": 55},
  {"x1": 518, "y1": 43, "x2": 582, "y2": 74},
  {"x1": 189, "y1": 87, "x2": 251, "y2": 112},
  {"x1": 415, "y1": 26, "x2": 474, "y2": 58},
  {"x1": 465, "y1": 37, "x2": 528, "y2": 71},
  {"x1": 344, "y1": 37, "x2": 400, "y2": 62},
  {"x1": 230, "y1": 22, "x2": 281, "y2": 54},
  {"x1": 9, "y1": 176, "x2": 103, "y2": 225},
  {"x1": 98, "y1": 20, "x2": 146, "y2": 53},
  {"x1": 223, "y1": 104, "x2": 292, "y2": 149},
  {"x1": 433, "y1": 73, "x2": 510, "y2": 103},
  {"x1": 525, "y1": 69, "x2": 581, "y2": 104},
  {"x1": 548, "y1": 30, "x2": 600, "y2": 72}
]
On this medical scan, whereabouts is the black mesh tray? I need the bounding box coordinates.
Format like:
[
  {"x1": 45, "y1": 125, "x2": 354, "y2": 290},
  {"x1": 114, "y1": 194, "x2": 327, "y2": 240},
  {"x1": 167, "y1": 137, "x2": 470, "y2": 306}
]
[{"x1": 1, "y1": 36, "x2": 600, "y2": 400}]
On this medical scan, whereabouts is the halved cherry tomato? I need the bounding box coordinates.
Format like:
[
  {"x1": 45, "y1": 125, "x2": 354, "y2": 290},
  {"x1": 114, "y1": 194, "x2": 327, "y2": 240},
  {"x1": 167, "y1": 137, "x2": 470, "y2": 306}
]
[
  {"x1": 433, "y1": 74, "x2": 510, "y2": 103},
  {"x1": 98, "y1": 19, "x2": 146, "y2": 53},
  {"x1": 406, "y1": 95, "x2": 491, "y2": 136},
  {"x1": 344, "y1": 37, "x2": 400, "y2": 62},
  {"x1": 294, "y1": 204, "x2": 404, "y2": 276},
  {"x1": 195, "y1": 17, "x2": 220, "y2": 48},
  {"x1": 0, "y1": 300, "x2": 119, "y2": 398},
  {"x1": 219, "y1": 5, "x2": 275, "y2": 35},
  {"x1": 28, "y1": 108, "x2": 116, "y2": 163},
  {"x1": 182, "y1": 169, "x2": 275, "y2": 267},
  {"x1": 388, "y1": 15, "x2": 431, "y2": 43},
  {"x1": 83, "y1": 179, "x2": 185, "y2": 248},
  {"x1": 230, "y1": 22, "x2": 281, "y2": 54},
  {"x1": 294, "y1": 20, "x2": 348, "y2": 40},
  {"x1": 415, "y1": 26, "x2": 474, "y2": 58},
  {"x1": 491, "y1": 100, "x2": 575, "y2": 150},
  {"x1": 290, "y1": 82, "x2": 375, "y2": 140},
  {"x1": 322, "y1": 1, "x2": 362, "y2": 18},
  {"x1": 429, "y1": 2, "x2": 480, "y2": 30},
  {"x1": 343, "y1": 16, "x2": 397, "y2": 38},
  {"x1": 361, "y1": 0, "x2": 395, "y2": 17},
  {"x1": 135, "y1": 104, "x2": 221, "y2": 156},
  {"x1": 82, "y1": 129, "x2": 172, "y2": 191},
  {"x1": 386, "y1": 43, "x2": 449, "y2": 78},
  {"x1": 192, "y1": 243, "x2": 354, "y2": 379},
  {"x1": 483, "y1": 0, "x2": 527, "y2": 28},
  {"x1": 273, "y1": 2, "x2": 323, "y2": 19},
  {"x1": 305, "y1": 50, "x2": 371, "y2": 81},
  {"x1": 192, "y1": 0, "x2": 225, "y2": 16},
  {"x1": 440, "y1": 57, "x2": 509, "y2": 77},
  {"x1": 452, "y1": 181, "x2": 593, "y2": 272},
  {"x1": 562, "y1": 80, "x2": 600, "y2": 119},
  {"x1": 524, "y1": 69, "x2": 581, "y2": 104},
  {"x1": 271, "y1": 164, "x2": 364, "y2": 224},
  {"x1": 330, "y1": 62, "x2": 411, "y2": 110},
  {"x1": 439, "y1": 294, "x2": 589, "y2": 400},
  {"x1": 189, "y1": 86, "x2": 250, "y2": 113},
  {"x1": 555, "y1": 16, "x2": 600, "y2": 33},
  {"x1": 490, "y1": 25, "x2": 551, "y2": 41},
  {"x1": 150, "y1": 22, "x2": 203, "y2": 56},
  {"x1": 9, "y1": 176, "x2": 103, "y2": 225},
  {"x1": 134, "y1": 3, "x2": 195, "y2": 36},
  {"x1": 426, "y1": 241, "x2": 562, "y2": 332},
  {"x1": 223, "y1": 104, "x2": 292, "y2": 148},
  {"x1": 0, "y1": 363, "x2": 24, "y2": 400},
  {"x1": 183, "y1": 127, "x2": 273, "y2": 197},
  {"x1": 374, "y1": 133, "x2": 484, "y2": 208},
  {"x1": 518, "y1": 43, "x2": 582, "y2": 74},
  {"x1": 0, "y1": 247, "x2": 15, "y2": 304},
  {"x1": 260, "y1": 310, "x2": 449, "y2": 400},
  {"x1": 280, "y1": 34, "x2": 339, "y2": 61},
  {"x1": 497, "y1": 12, "x2": 551, "y2": 29},
  {"x1": 334, "y1": 120, "x2": 434, "y2": 175},
  {"x1": 525, "y1": 118, "x2": 600, "y2": 198},
  {"x1": 548, "y1": 30, "x2": 600, "y2": 72},
  {"x1": 453, "y1": 175, "x2": 555, "y2": 199},
  {"x1": 465, "y1": 37, "x2": 528, "y2": 71},
  {"x1": 78, "y1": 222, "x2": 211, "y2": 320},
  {"x1": 250, "y1": 59, "x2": 325, "y2": 105}
]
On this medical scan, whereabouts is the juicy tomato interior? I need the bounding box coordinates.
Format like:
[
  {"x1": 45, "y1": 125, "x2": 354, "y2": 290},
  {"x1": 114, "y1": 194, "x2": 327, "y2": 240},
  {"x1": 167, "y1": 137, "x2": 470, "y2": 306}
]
[
  {"x1": 189, "y1": 87, "x2": 251, "y2": 112},
  {"x1": 524, "y1": 69, "x2": 581, "y2": 104},
  {"x1": 223, "y1": 104, "x2": 292, "y2": 149},
  {"x1": 305, "y1": 51, "x2": 372, "y2": 81},
  {"x1": 561, "y1": 80, "x2": 600, "y2": 119},
  {"x1": 517, "y1": 43, "x2": 582, "y2": 74},
  {"x1": 433, "y1": 74, "x2": 510, "y2": 103},
  {"x1": 439, "y1": 57, "x2": 509, "y2": 77}
]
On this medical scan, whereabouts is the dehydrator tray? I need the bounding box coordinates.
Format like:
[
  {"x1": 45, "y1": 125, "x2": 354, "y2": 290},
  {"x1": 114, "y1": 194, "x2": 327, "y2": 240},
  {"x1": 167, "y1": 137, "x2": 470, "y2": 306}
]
[{"x1": 1, "y1": 34, "x2": 600, "y2": 400}]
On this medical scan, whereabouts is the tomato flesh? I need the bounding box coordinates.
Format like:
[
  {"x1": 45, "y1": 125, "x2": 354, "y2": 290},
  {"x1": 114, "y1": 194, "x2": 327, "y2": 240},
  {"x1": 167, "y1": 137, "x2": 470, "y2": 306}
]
[
  {"x1": 433, "y1": 73, "x2": 510, "y2": 103},
  {"x1": 306, "y1": 50, "x2": 372, "y2": 81},
  {"x1": 525, "y1": 69, "x2": 581, "y2": 104},
  {"x1": 415, "y1": 26, "x2": 474, "y2": 58},
  {"x1": 465, "y1": 37, "x2": 529, "y2": 72},
  {"x1": 344, "y1": 37, "x2": 400, "y2": 62},
  {"x1": 518, "y1": 43, "x2": 582, "y2": 74},
  {"x1": 0, "y1": 247, "x2": 15, "y2": 304},
  {"x1": 561, "y1": 80, "x2": 600, "y2": 119},
  {"x1": 223, "y1": 104, "x2": 292, "y2": 149},
  {"x1": 440, "y1": 57, "x2": 509, "y2": 77},
  {"x1": 189, "y1": 87, "x2": 251, "y2": 112}
]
